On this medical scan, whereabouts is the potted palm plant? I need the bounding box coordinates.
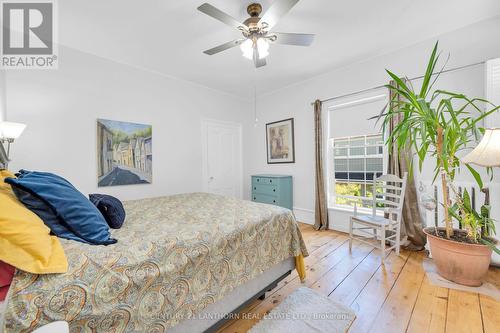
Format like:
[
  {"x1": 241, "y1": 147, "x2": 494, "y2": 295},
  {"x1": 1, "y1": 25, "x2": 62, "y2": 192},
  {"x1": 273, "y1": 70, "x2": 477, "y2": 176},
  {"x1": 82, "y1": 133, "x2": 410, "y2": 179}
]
[{"x1": 381, "y1": 42, "x2": 499, "y2": 286}]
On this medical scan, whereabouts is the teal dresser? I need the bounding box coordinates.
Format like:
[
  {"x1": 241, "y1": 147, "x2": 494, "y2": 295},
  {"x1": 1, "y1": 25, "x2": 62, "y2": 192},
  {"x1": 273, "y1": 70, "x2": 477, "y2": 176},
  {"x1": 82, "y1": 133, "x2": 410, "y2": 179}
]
[{"x1": 251, "y1": 174, "x2": 293, "y2": 210}]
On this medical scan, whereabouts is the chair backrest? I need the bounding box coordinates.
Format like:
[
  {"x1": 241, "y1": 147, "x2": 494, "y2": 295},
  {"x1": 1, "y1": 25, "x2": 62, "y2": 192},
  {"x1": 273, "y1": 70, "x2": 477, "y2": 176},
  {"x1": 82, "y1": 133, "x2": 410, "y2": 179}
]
[{"x1": 371, "y1": 173, "x2": 408, "y2": 223}]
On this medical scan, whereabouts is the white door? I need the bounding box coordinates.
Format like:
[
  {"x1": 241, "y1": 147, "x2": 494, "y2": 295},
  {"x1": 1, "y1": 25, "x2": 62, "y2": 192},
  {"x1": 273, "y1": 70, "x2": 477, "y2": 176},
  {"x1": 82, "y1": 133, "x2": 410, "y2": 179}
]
[{"x1": 202, "y1": 119, "x2": 242, "y2": 198}]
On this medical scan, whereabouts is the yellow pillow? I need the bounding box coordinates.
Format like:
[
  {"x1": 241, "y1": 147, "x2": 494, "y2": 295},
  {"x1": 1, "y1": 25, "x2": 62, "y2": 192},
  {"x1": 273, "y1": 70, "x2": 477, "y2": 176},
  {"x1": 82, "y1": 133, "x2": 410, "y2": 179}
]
[{"x1": 0, "y1": 170, "x2": 68, "y2": 274}]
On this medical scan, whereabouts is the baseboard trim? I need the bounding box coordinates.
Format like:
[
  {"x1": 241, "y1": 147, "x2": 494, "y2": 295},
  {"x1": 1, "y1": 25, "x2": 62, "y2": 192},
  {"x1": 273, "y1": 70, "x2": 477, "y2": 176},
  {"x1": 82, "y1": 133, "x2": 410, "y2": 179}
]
[
  {"x1": 293, "y1": 207, "x2": 354, "y2": 233},
  {"x1": 293, "y1": 207, "x2": 314, "y2": 225}
]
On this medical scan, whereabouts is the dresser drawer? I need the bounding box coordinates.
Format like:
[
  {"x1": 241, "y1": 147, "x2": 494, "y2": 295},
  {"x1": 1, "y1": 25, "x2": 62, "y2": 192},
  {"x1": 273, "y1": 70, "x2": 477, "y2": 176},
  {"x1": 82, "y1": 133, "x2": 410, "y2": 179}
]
[
  {"x1": 252, "y1": 193, "x2": 278, "y2": 205},
  {"x1": 252, "y1": 177, "x2": 276, "y2": 185},
  {"x1": 252, "y1": 184, "x2": 278, "y2": 196},
  {"x1": 250, "y1": 174, "x2": 292, "y2": 210}
]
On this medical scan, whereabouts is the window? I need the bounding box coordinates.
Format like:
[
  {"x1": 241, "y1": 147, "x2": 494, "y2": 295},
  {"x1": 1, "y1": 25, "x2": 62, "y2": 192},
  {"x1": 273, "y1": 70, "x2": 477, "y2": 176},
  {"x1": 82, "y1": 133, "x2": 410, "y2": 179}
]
[
  {"x1": 331, "y1": 134, "x2": 384, "y2": 209},
  {"x1": 324, "y1": 89, "x2": 388, "y2": 211}
]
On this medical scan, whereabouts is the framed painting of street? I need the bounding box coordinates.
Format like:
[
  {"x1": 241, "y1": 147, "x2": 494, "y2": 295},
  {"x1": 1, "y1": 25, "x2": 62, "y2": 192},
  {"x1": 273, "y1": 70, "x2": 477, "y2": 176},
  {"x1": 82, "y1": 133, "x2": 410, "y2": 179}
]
[{"x1": 97, "y1": 119, "x2": 152, "y2": 187}]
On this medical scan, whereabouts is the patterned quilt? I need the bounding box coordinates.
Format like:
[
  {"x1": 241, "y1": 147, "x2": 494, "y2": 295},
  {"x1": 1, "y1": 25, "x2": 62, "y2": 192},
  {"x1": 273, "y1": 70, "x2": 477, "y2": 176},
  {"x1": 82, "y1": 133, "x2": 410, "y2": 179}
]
[{"x1": 3, "y1": 193, "x2": 308, "y2": 332}]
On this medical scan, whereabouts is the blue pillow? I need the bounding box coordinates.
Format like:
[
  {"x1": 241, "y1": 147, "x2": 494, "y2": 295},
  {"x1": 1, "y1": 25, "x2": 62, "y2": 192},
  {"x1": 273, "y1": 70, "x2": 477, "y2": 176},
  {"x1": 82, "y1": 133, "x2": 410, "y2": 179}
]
[
  {"x1": 89, "y1": 194, "x2": 126, "y2": 229},
  {"x1": 9, "y1": 185, "x2": 91, "y2": 244},
  {"x1": 5, "y1": 170, "x2": 116, "y2": 245}
]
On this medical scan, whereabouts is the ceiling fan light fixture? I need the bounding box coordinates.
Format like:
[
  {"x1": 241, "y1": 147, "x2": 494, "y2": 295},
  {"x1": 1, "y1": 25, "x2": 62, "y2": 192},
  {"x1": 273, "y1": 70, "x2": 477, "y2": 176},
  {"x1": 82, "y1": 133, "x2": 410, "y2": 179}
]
[
  {"x1": 199, "y1": 1, "x2": 314, "y2": 67},
  {"x1": 256, "y1": 38, "x2": 269, "y2": 59},
  {"x1": 240, "y1": 39, "x2": 254, "y2": 60}
]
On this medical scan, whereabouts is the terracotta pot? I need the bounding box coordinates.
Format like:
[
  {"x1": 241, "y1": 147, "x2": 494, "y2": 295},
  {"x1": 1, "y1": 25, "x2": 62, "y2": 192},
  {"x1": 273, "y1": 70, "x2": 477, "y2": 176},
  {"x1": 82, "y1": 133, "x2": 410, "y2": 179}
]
[{"x1": 423, "y1": 227, "x2": 493, "y2": 287}]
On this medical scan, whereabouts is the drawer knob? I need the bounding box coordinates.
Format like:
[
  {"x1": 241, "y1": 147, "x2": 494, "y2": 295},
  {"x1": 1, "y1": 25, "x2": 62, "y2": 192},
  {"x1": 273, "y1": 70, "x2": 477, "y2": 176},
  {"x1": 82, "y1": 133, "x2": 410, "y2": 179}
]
[
  {"x1": 270, "y1": 180, "x2": 272, "y2": 183},
  {"x1": 253, "y1": 197, "x2": 256, "y2": 200},
  {"x1": 273, "y1": 200, "x2": 276, "y2": 203},
  {"x1": 257, "y1": 179, "x2": 260, "y2": 182},
  {"x1": 254, "y1": 187, "x2": 256, "y2": 190},
  {"x1": 273, "y1": 189, "x2": 276, "y2": 192}
]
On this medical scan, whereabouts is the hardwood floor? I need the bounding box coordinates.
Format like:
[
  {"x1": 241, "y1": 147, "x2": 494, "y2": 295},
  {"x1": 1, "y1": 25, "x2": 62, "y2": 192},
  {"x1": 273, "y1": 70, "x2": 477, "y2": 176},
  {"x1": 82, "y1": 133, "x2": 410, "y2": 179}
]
[{"x1": 217, "y1": 223, "x2": 500, "y2": 333}]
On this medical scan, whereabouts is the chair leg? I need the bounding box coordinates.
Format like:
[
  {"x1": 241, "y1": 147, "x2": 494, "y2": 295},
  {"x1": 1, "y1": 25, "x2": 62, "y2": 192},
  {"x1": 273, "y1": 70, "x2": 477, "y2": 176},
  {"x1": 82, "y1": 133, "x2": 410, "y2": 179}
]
[
  {"x1": 396, "y1": 223, "x2": 401, "y2": 255},
  {"x1": 380, "y1": 226, "x2": 386, "y2": 263},
  {"x1": 349, "y1": 218, "x2": 353, "y2": 253}
]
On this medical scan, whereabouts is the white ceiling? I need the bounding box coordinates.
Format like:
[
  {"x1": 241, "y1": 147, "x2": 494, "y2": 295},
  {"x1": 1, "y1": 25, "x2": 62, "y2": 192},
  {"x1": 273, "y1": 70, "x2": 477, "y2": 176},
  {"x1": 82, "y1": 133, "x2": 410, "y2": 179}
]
[{"x1": 60, "y1": 0, "x2": 500, "y2": 98}]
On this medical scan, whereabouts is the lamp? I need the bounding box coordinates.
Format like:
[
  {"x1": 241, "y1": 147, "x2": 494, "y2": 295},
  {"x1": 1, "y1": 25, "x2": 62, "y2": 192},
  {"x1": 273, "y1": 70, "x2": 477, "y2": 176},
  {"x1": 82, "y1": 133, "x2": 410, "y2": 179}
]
[
  {"x1": 0, "y1": 121, "x2": 26, "y2": 158},
  {"x1": 462, "y1": 128, "x2": 500, "y2": 167}
]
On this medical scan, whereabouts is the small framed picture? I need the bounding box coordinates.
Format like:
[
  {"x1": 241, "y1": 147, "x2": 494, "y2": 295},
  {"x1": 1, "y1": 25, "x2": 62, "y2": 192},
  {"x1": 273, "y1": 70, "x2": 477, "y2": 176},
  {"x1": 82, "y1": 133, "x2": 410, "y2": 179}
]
[{"x1": 266, "y1": 118, "x2": 295, "y2": 164}]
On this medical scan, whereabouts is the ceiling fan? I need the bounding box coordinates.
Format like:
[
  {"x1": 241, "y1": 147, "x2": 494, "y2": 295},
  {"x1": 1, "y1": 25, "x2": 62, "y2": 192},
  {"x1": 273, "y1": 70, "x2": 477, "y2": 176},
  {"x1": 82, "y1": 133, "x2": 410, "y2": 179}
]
[{"x1": 197, "y1": 0, "x2": 315, "y2": 68}]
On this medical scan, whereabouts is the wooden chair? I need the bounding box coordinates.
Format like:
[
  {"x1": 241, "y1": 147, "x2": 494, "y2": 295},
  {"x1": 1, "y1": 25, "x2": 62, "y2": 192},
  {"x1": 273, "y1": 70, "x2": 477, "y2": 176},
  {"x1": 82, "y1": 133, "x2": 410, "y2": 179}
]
[{"x1": 349, "y1": 173, "x2": 408, "y2": 262}]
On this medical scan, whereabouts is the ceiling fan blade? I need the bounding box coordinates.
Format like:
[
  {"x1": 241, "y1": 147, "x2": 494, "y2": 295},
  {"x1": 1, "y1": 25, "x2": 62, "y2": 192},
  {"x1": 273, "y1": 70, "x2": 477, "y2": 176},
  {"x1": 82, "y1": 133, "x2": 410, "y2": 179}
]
[
  {"x1": 203, "y1": 39, "x2": 245, "y2": 55},
  {"x1": 253, "y1": 47, "x2": 267, "y2": 68},
  {"x1": 197, "y1": 3, "x2": 247, "y2": 31},
  {"x1": 260, "y1": 0, "x2": 300, "y2": 31},
  {"x1": 270, "y1": 32, "x2": 315, "y2": 46}
]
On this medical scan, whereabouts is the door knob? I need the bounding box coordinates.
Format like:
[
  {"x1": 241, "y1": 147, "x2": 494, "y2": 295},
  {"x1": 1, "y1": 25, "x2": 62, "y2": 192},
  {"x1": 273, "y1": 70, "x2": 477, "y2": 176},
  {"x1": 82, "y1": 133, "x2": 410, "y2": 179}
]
[{"x1": 209, "y1": 176, "x2": 214, "y2": 181}]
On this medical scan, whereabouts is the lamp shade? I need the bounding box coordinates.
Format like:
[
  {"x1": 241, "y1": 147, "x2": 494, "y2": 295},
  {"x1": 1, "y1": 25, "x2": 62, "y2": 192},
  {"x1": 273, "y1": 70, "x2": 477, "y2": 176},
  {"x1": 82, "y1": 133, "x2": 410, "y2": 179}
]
[
  {"x1": 0, "y1": 121, "x2": 26, "y2": 140},
  {"x1": 462, "y1": 128, "x2": 500, "y2": 167}
]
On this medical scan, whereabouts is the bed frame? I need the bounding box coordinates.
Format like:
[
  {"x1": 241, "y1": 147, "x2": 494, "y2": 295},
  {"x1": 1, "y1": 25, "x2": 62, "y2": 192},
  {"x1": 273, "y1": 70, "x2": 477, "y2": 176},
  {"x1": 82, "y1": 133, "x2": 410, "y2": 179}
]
[
  {"x1": 167, "y1": 257, "x2": 295, "y2": 333},
  {"x1": 205, "y1": 269, "x2": 292, "y2": 333}
]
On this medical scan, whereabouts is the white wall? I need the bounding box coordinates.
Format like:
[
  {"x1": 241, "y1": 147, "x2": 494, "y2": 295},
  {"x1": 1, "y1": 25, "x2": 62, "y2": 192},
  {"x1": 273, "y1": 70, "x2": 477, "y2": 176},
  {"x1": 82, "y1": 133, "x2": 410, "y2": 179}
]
[
  {"x1": 4, "y1": 45, "x2": 249, "y2": 200},
  {"x1": 243, "y1": 16, "x2": 500, "y2": 230}
]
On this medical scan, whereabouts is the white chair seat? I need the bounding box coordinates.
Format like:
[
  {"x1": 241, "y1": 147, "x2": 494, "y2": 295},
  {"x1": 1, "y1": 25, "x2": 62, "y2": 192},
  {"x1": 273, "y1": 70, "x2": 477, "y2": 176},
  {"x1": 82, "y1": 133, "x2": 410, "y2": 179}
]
[{"x1": 351, "y1": 215, "x2": 393, "y2": 226}]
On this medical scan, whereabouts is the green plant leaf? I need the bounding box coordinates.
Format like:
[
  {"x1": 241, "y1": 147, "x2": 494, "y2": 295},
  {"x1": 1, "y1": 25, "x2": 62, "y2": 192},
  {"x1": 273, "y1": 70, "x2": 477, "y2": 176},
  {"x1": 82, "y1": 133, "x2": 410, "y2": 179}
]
[
  {"x1": 419, "y1": 42, "x2": 439, "y2": 97},
  {"x1": 480, "y1": 238, "x2": 500, "y2": 255},
  {"x1": 448, "y1": 205, "x2": 461, "y2": 222},
  {"x1": 488, "y1": 218, "x2": 497, "y2": 235},
  {"x1": 462, "y1": 188, "x2": 472, "y2": 213},
  {"x1": 465, "y1": 164, "x2": 483, "y2": 189}
]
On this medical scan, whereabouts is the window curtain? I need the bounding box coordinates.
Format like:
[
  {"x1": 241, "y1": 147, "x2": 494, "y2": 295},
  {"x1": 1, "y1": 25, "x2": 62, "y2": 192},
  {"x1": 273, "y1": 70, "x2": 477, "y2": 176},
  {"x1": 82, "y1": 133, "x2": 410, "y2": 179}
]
[
  {"x1": 314, "y1": 99, "x2": 329, "y2": 230},
  {"x1": 387, "y1": 80, "x2": 426, "y2": 250}
]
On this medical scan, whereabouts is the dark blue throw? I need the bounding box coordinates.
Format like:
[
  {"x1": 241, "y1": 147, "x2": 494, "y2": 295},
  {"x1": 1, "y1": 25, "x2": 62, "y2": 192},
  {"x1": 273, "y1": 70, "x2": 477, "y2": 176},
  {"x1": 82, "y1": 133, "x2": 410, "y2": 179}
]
[
  {"x1": 89, "y1": 194, "x2": 126, "y2": 229},
  {"x1": 10, "y1": 185, "x2": 91, "y2": 244},
  {"x1": 5, "y1": 170, "x2": 116, "y2": 245}
]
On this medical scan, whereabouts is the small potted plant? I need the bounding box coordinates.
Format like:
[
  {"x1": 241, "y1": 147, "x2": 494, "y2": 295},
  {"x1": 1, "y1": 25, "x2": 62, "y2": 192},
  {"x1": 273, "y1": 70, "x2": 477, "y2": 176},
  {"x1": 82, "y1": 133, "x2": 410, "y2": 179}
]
[{"x1": 381, "y1": 42, "x2": 499, "y2": 286}]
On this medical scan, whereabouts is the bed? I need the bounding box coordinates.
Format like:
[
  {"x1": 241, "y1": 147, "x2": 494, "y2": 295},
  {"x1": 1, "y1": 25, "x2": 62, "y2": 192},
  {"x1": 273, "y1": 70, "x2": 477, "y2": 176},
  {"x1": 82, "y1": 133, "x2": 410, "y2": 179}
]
[{"x1": 1, "y1": 192, "x2": 308, "y2": 333}]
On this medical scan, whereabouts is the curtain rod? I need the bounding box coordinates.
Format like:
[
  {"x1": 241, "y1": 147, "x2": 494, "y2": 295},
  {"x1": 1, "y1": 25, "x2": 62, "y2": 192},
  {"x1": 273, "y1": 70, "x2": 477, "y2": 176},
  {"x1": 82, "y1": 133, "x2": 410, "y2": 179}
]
[{"x1": 311, "y1": 60, "x2": 485, "y2": 106}]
